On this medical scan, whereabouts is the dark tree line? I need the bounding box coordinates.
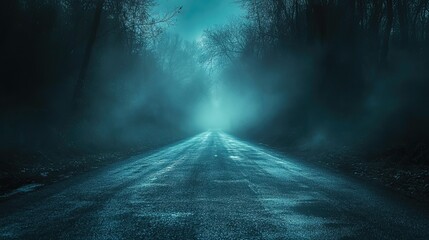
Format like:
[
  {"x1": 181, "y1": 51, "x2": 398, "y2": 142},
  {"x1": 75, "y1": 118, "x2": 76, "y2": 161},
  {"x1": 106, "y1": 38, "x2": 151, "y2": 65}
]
[
  {"x1": 0, "y1": 0, "x2": 206, "y2": 151},
  {"x1": 2, "y1": 0, "x2": 429, "y2": 157},
  {"x1": 204, "y1": 0, "x2": 429, "y2": 152},
  {"x1": 207, "y1": 0, "x2": 429, "y2": 63}
]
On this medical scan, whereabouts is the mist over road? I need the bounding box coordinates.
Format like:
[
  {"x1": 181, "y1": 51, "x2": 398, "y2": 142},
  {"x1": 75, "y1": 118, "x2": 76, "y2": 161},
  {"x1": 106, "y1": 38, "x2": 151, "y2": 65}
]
[{"x1": 0, "y1": 131, "x2": 428, "y2": 239}]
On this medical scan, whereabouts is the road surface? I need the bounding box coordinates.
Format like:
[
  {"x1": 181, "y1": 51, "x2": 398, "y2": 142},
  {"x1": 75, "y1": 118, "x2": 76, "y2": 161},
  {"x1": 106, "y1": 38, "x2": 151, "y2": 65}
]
[{"x1": 0, "y1": 131, "x2": 428, "y2": 239}]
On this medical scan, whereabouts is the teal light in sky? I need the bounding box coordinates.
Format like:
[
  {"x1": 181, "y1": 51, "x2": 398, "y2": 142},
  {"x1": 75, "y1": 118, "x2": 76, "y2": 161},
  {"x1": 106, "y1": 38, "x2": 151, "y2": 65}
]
[
  {"x1": 154, "y1": 1, "x2": 248, "y2": 131},
  {"x1": 154, "y1": 0, "x2": 245, "y2": 41}
]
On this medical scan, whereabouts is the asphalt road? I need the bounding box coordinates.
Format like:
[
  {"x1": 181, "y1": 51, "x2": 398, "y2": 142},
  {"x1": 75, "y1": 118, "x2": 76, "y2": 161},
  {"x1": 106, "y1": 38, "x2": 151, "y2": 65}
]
[{"x1": 0, "y1": 131, "x2": 428, "y2": 239}]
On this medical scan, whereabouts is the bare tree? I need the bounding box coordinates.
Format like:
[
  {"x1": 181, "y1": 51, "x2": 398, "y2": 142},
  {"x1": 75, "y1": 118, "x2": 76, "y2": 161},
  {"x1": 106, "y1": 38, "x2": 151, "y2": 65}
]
[
  {"x1": 73, "y1": 0, "x2": 105, "y2": 111},
  {"x1": 71, "y1": 0, "x2": 182, "y2": 111}
]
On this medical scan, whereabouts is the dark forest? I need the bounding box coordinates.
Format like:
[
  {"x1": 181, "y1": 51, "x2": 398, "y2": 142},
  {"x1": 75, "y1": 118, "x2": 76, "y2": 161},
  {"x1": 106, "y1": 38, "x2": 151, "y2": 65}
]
[{"x1": 1, "y1": 1, "x2": 429, "y2": 239}]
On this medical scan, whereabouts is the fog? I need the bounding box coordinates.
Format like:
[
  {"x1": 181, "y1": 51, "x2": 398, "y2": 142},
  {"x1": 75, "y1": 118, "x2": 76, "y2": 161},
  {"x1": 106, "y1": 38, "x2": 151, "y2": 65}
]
[{"x1": 1, "y1": 0, "x2": 429, "y2": 164}]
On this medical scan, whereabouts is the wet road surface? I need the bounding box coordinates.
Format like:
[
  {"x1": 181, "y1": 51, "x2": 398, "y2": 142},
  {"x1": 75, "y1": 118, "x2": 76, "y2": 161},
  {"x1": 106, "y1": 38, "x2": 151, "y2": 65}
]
[{"x1": 0, "y1": 131, "x2": 428, "y2": 239}]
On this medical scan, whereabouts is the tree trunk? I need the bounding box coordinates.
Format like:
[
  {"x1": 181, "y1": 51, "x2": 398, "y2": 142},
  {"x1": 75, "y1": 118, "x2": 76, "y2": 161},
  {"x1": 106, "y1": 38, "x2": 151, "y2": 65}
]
[
  {"x1": 368, "y1": 0, "x2": 382, "y2": 37},
  {"x1": 397, "y1": 0, "x2": 409, "y2": 48},
  {"x1": 380, "y1": 0, "x2": 393, "y2": 64},
  {"x1": 307, "y1": 0, "x2": 327, "y2": 43},
  {"x1": 72, "y1": 0, "x2": 104, "y2": 111},
  {"x1": 293, "y1": 0, "x2": 299, "y2": 36},
  {"x1": 274, "y1": 0, "x2": 287, "y2": 42}
]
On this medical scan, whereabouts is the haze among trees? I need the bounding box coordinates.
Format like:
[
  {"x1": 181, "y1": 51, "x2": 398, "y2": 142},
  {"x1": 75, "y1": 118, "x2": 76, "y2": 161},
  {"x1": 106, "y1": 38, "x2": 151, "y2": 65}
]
[
  {"x1": 1, "y1": 0, "x2": 428, "y2": 198},
  {"x1": 1, "y1": 0, "x2": 208, "y2": 151},
  {"x1": 203, "y1": 0, "x2": 429, "y2": 153}
]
